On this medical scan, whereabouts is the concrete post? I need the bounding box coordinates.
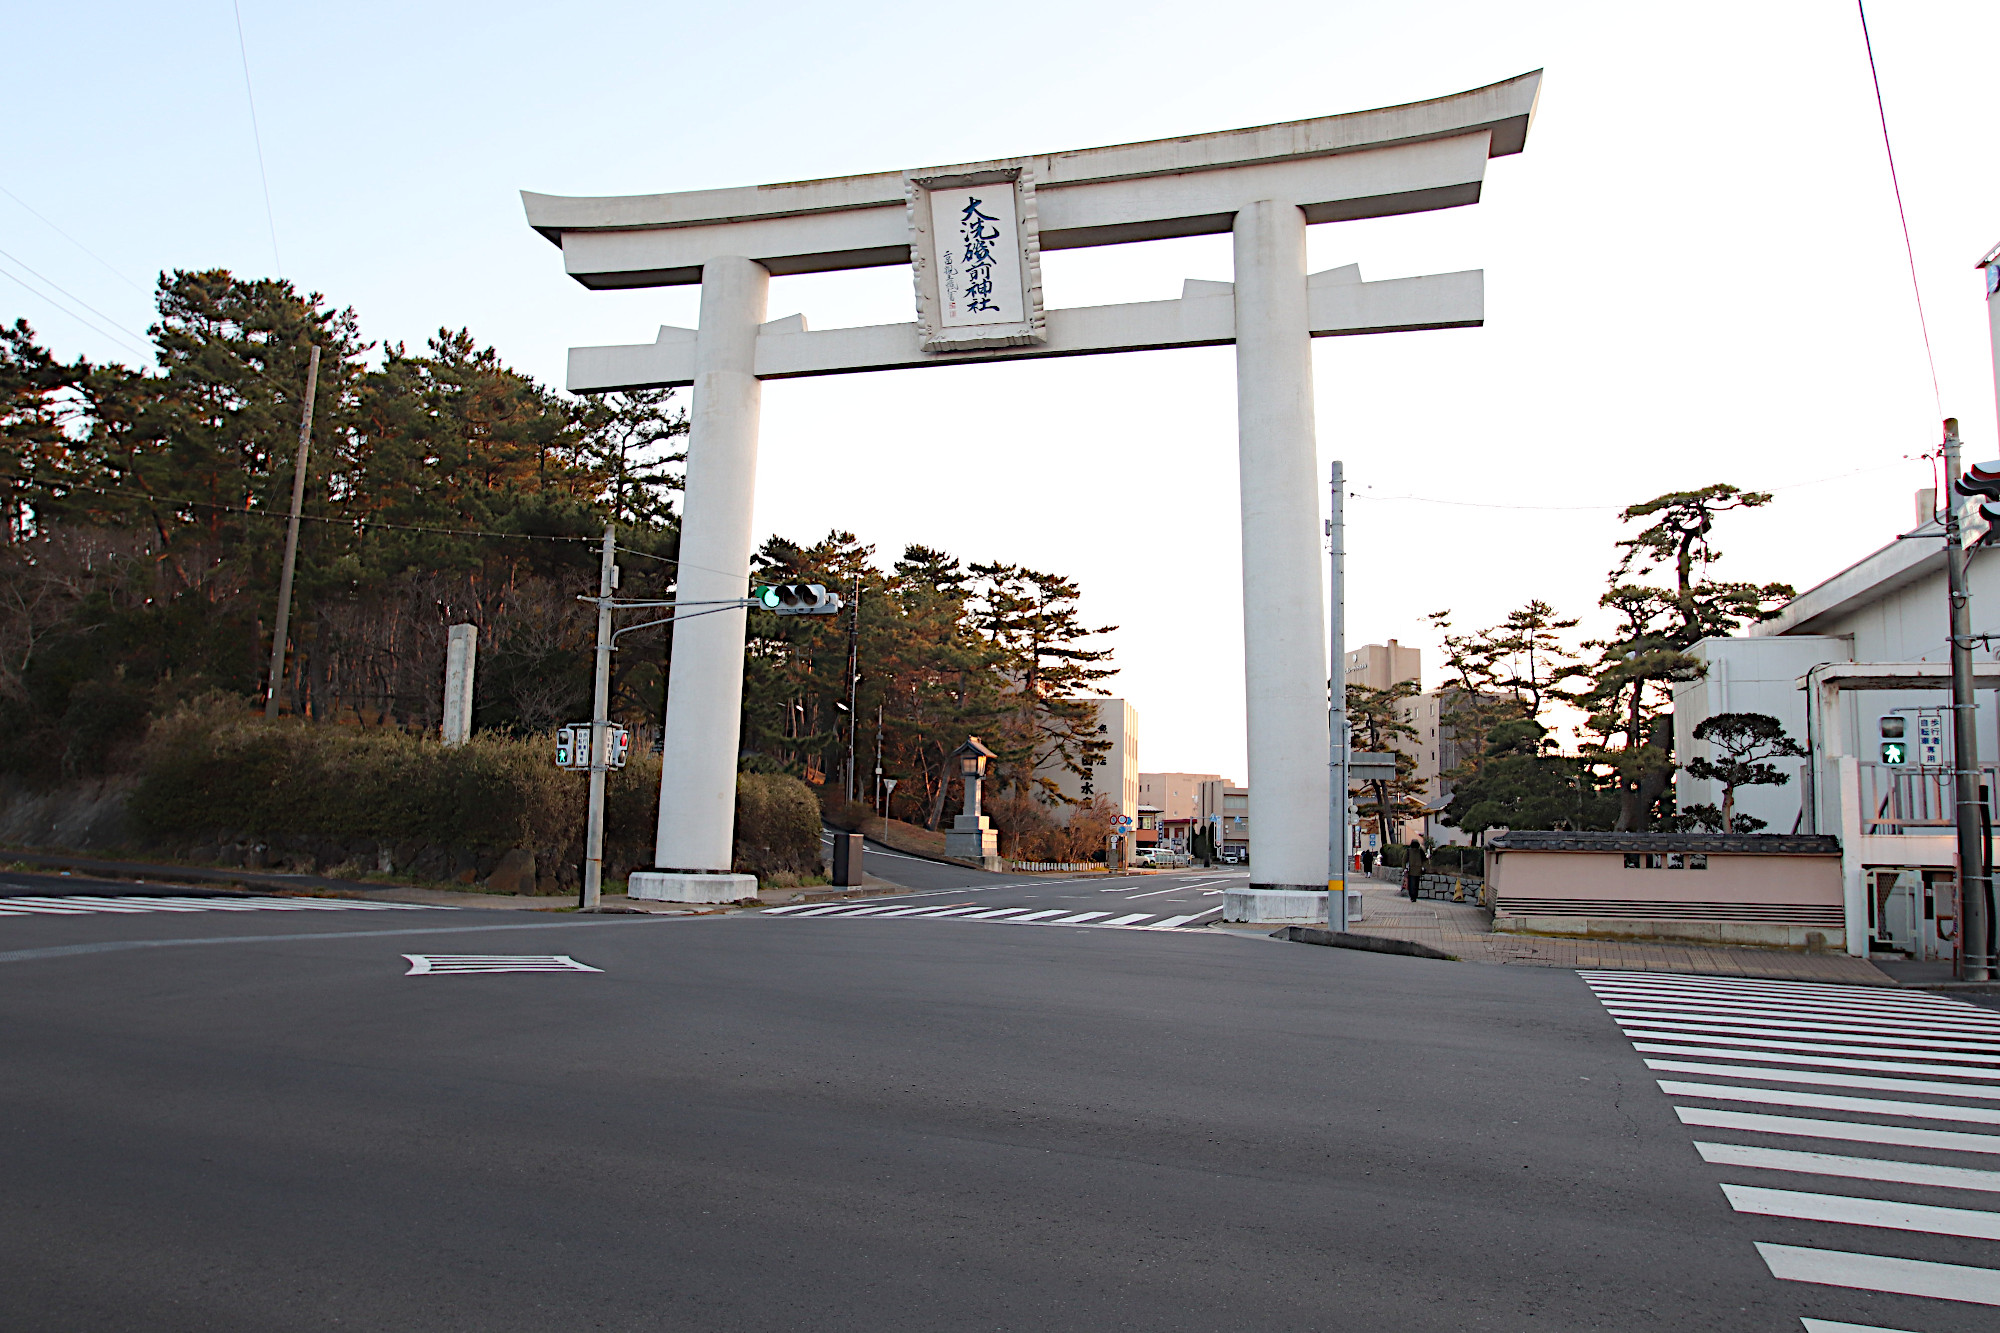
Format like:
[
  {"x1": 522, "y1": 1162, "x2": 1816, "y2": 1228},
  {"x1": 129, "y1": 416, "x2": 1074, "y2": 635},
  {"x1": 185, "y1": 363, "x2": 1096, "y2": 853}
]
[
  {"x1": 1227, "y1": 199, "x2": 1331, "y2": 912},
  {"x1": 632, "y1": 255, "x2": 768, "y2": 905},
  {"x1": 441, "y1": 624, "x2": 477, "y2": 746}
]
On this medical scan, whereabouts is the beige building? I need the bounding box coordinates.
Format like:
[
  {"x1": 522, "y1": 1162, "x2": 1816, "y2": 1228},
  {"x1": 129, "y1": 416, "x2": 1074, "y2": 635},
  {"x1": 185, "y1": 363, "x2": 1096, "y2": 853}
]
[
  {"x1": 1139, "y1": 772, "x2": 1220, "y2": 823},
  {"x1": 1044, "y1": 697, "x2": 1139, "y2": 824},
  {"x1": 1344, "y1": 639, "x2": 1420, "y2": 691}
]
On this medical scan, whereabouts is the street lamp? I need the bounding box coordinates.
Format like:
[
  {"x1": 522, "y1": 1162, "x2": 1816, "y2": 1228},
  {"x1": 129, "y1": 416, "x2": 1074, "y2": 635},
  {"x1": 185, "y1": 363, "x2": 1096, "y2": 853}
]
[{"x1": 945, "y1": 737, "x2": 1000, "y2": 869}]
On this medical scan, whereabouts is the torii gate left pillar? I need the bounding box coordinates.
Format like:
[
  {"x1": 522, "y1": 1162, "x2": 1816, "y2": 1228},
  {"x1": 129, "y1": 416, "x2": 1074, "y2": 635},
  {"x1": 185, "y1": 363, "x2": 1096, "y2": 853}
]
[{"x1": 524, "y1": 72, "x2": 1540, "y2": 907}]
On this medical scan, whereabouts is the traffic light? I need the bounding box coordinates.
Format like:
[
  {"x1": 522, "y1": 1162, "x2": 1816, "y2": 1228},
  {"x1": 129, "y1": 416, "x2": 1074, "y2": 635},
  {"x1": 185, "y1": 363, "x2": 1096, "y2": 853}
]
[
  {"x1": 1954, "y1": 459, "x2": 2000, "y2": 528},
  {"x1": 1881, "y1": 740, "x2": 1906, "y2": 765},
  {"x1": 751, "y1": 583, "x2": 841, "y2": 615}
]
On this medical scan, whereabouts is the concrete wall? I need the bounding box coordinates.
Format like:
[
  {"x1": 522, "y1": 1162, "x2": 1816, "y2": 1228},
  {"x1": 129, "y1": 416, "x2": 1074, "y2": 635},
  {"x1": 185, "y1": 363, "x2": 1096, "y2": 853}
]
[{"x1": 1490, "y1": 848, "x2": 1844, "y2": 950}]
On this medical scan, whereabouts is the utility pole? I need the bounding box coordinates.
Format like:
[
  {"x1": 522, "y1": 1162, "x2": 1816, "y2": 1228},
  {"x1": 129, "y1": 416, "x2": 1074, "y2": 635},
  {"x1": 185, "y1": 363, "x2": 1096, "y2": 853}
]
[
  {"x1": 1945, "y1": 421, "x2": 1994, "y2": 982},
  {"x1": 581, "y1": 524, "x2": 616, "y2": 911},
  {"x1": 265, "y1": 343, "x2": 321, "y2": 718},
  {"x1": 1327, "y1": 460, "x2": 1349, "y2": 931},
  {"x1": 845, "y1": 574, "x2": 861, "y2": 803}
]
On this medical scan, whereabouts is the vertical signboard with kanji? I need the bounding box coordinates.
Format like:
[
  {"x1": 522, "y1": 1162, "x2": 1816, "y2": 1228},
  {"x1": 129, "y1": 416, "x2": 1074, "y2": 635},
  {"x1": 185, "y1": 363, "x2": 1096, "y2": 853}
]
[{"x1": 906, "y1": 160, "x2": 1046, "y2": 352}]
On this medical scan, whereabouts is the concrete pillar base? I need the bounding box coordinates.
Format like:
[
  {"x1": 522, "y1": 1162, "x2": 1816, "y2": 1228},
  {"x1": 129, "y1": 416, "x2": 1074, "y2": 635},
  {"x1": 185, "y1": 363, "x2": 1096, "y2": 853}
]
[
  {"x1": 1223, "y1": 887, "x2": 1329, "y2": 923},
  {"x1": 628, "y1": 871, "x2": 758, "y2": 904}
]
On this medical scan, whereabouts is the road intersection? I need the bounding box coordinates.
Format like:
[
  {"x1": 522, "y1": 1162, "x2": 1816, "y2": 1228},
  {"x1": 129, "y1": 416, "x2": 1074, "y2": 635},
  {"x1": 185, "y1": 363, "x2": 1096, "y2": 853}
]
[{"x1": 1, "y1": 860, "x2": 1995, "y2": 1330}]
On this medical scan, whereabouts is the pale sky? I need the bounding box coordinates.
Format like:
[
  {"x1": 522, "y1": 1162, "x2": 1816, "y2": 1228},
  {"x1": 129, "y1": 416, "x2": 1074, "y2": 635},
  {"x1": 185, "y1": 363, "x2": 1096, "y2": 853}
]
[{"x1": 8, "y1": 1, "x2": 1997, "y2": 782}]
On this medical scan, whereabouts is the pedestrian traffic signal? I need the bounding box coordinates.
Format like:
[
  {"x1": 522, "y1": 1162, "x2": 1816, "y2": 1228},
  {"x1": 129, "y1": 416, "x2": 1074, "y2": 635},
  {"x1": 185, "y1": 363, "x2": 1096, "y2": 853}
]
[
  {"x1": 1881, "y1": 741, "x2": 1906, "y2": 765},
  {"x1": 1955, "y1": 459, "x2": 2000, "y2": 527},
  {"x1": 752, "y1": 583, "x2": 841, "y2": 615}
]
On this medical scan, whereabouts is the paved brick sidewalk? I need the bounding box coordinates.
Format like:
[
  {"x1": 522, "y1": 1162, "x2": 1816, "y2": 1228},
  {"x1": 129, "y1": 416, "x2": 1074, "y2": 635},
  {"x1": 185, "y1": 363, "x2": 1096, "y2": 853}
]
[{"x1": 1346, "y1": 877, "x2": 1895, "y2": 986}]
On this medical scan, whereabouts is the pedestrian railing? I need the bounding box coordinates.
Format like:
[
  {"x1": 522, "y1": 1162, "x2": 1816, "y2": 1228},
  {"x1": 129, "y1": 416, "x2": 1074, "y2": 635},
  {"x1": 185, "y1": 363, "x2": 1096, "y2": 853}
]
[{"x1": 1006, "y1": 860, "x2": 1097, "y2": 873}]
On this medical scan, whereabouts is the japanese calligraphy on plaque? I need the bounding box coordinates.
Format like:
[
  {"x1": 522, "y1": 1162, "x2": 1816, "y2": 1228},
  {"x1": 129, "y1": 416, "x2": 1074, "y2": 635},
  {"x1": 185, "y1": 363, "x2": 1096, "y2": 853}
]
[{"x1": 906, "y1": 160, "x2": 1045, "y2": 352}]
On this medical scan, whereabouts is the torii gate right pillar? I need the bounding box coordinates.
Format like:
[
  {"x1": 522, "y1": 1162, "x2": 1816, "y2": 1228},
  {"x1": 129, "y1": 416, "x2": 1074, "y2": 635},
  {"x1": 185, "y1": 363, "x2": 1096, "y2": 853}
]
[{"x1": 1233, "y1": 200, "x2": 1331, "y2": 895}]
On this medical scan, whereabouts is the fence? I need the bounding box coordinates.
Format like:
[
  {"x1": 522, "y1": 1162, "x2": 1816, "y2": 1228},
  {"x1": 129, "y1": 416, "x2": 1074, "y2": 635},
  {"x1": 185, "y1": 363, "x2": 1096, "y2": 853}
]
[
  {"x1": 1859, "y1": 762, "x2": 2000, "y2": 834},
  {"x1": 1006, "y1": 860, "x2": 1097, "y2": 873}
]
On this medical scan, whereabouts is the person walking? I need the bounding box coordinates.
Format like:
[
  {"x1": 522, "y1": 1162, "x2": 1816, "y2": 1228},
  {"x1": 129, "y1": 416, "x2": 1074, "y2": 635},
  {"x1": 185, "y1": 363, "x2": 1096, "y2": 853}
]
[
  {"x1": 1402, "y1": 840, "x2": 1428, "y2": 902},
  {"x1": 1360, "y1": 848, "x2": 1376, "y2": 876}
]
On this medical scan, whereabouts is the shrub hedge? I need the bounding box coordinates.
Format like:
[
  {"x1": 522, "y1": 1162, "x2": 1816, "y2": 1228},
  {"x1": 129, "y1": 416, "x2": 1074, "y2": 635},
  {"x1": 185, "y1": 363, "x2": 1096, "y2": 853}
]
[{"x1": 125, "y1": 698, "x2": 822, "y2": 886}]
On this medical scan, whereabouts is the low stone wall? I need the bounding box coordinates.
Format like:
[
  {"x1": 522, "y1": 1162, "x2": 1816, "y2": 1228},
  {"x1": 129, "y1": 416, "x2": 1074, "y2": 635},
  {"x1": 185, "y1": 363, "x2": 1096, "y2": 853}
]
[{"x1": 1492, "y1": 913, "x2": 1842, "y2": 952}]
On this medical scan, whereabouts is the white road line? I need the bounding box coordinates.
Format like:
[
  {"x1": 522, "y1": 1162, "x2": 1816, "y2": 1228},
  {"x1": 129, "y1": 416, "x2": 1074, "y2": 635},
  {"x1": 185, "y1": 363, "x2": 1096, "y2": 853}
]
[
  {"x1": 1616, "y1": 1020, "x2": 2000, "y2": 1056},
  {"x1": 1722, "y1": 1183, "x2": 2000, "y2": 1241},
  {"x1": 1102, "y1": 914, "x2": 1152, "y2": 926},
  {"x1": 1676, "y1": 1105, "x2": 2000, "y2": 1154},
  {"x1": 835, "y1": 904, "x2": 924, "y2": 917},
  {"x1": 1633, "y1": 1042, "x2": 2000, "y2": 1082},
  {"x1": 783, "y1": 904, "x2": 862, "y2": 916},
  {"x1": 1050, "y1": 912, "x2": 1111, "y2": 924},
  {"x1": 1121, "y1": 885, "x2": 1198, "y2": 900},
  {"x1": 1660, "y1": 1080, "x2": 2000, "y2": 1126},
  {"x1": 1646, "y1": 1058, "x2": 2000, "y2": 1102},
  {"x1": 1008, "y1": 910, "x2": 1066, "y2": 922},
  {"x1": 1624, "y1": 1024, "x2": 2000, "y2": 1056},
  {"x1": 1587, "y1": 983, "x2": 1976, "y2": 1015},
  {"x1": 1609, "y1": 1007, "x2": 2000, "y2": 1042},
  {"x1": 1799, "y1": 1320, "x2": 1926, "y2": 1333},
  {"x1": 1603, "y1": 997, "x2": 2000, "y2": 1028},
  {"x1": 1591, "y1": 990, "x2": 1982, "y2": 1023},
  {"x1": 761, "y1": 904, "x2": 824, "y2": 914},
  {"x1": 1148, "y1": 907, "x2": 1221, "y2": 930},
  {"x1": 963, "y1": 908, "x2": 1032, "y2": 919},
  {"x1": 1696, "y1": 1140, "x2": 2000, "y2": 1193},
  {"x1": 1754, "y1": 1242, "x2": 2000, "y2": 1306}
]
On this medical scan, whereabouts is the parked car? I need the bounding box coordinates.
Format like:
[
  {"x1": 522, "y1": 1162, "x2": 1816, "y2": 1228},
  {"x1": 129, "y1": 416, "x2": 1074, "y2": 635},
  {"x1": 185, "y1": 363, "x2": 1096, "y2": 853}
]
[{"x1": 1220, "y1": 846, "x2": 1245, "y2": 865}]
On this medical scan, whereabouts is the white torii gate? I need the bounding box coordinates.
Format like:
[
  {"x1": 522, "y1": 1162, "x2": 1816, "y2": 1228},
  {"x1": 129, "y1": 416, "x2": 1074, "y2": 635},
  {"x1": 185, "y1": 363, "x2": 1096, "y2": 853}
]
[{"x1": 524, "y1": 72, "x2": 1540, "y2": 906}]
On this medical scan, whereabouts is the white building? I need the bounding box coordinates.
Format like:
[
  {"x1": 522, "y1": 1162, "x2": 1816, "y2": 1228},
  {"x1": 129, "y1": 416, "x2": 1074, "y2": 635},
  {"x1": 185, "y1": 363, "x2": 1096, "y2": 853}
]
[{"x1": 1675, "y1": 490, "x2": 2000, "y2": 960}]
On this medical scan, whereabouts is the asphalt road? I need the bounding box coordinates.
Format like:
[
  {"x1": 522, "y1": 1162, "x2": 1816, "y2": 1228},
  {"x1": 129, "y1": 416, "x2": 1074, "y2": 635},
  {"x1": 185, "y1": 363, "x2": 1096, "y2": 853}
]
[{"x1": 0, "y1": 883, "x2": 1990, "y2": 1331}]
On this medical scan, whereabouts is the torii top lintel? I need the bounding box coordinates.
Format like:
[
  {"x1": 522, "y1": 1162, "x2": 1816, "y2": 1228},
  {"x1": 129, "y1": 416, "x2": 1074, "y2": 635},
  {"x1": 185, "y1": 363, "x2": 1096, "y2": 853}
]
[{"x1": 523, "y1": 72, "x2": 1541, "y2": 290}]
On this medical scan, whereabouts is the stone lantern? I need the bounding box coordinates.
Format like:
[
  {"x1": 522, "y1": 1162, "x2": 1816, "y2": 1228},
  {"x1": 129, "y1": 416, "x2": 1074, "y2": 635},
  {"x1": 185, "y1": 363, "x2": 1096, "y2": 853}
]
[{"x1": 944, "y1": 736, "x2": 1001, "y2": 869}]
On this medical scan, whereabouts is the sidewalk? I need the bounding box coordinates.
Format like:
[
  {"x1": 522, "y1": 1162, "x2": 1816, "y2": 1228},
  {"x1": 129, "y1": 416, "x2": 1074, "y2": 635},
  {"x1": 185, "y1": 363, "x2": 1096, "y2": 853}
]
[{"x1": 1343, "y1": 876, "x2": 1898, "y2": 986}]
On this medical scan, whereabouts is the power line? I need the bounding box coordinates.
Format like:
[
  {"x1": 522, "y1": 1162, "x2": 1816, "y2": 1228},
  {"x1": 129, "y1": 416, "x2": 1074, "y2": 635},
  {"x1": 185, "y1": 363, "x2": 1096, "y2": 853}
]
[
  {"x1": 0, "y1": 243, "x2": 151, "y2": 349},
  {"x1": 0, "y1": 184, "x2": 150, "y2": 294},
  {"x1": 230, "y1": 0, "x2": 283, "y2": 276},
  {"x1": 1856, "y1": 0, "x2": 1942, "y2": 416},
  {"x1": 0, "y1": 262, "x2": 150, "y2": 358}
]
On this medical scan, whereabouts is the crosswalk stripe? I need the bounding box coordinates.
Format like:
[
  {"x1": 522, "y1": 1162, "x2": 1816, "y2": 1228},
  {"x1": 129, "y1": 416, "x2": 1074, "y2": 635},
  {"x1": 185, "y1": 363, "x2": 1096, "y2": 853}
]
[
  {"x1": 1754, "y1": 1242, "x2": 2000, "y2": 1306},
  {"x1": 1646, "y1": 1058, "x2": 2000, "y2": 1102},
  {"x1": 1600, "y1": 992, "x2": 2000, "y2": 1020},
  {"x1": 1007, "y1": 910, "x2": 1066, "y2": 921},
  {"x1": 1584, "y1": 964, "x2": 1960, "y2": 996},
  {"x1": 1675, "y1": 1105, "x2": 2000, "y2": 1154},
  {"x1": 1660, "y1": 1080, "x2": 2000, "y2": 1126},
  {"x1": 1589, "y1": 979, "x2": 1972, "y2": 1007},
  {"x1": 962, "y1": 908, "x2": 1031, "y2": 919},
  {"x1": 1050, "y1": 911, "x2": 1111, "y2": 924},
  {"x1": 1621, "y1": 1025, "x2": 2000, "y2": 1061},
  {"x1": 1609, "y1": 1006, "x2": 2000, "y2": 1042},
  {"x1": 1696, "y1": 1140, "x2": 2000, "y2": 1193},
  {"x1": 760, "y1": 903, "x2": 823, "y2": 914},
  {"x1": 1723, "y1": 1183, "x2": 2000, "y2": 1241},
  {"x1": 1103, "y1": 913, "x2": 1151, "y2": 926},
  {"x1": 1590, "y1": 986, "x2": 1977, "y2": 1020},
  {"x1": 1633, "y1": 1042, "x2": 2000, "y2": 1082}
]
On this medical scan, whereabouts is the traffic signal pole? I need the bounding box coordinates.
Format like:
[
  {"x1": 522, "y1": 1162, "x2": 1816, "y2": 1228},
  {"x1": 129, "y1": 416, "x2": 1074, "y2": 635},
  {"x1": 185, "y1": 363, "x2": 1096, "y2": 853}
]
[
  {"x1": 1327, "y1": 460, "x2": 1348, "y2": 931},
  {"x1": 582, "y1": 524, "x2": 616, "y2": 911},
  {"x1": 1945, "y1": 423, "x2": 1994, "y2": 981}
]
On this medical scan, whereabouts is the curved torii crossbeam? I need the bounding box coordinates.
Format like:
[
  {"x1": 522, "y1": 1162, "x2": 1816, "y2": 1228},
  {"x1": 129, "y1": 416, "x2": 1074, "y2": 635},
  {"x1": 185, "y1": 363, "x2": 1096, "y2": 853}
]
[{"x1": 524, "y1": 71, "x2": 1541, "y2": 904}]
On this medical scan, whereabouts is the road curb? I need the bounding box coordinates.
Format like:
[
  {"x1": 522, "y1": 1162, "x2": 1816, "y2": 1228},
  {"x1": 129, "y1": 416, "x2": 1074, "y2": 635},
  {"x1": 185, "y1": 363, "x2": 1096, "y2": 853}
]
[{"x1": 1271, "y1": 925, "x2": 1457, "y2": 961}]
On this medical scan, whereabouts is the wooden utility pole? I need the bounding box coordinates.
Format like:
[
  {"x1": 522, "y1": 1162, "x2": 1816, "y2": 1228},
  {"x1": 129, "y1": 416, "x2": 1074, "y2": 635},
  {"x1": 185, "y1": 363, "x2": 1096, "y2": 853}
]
[{"x1": 266, "y1": 344, "x2": 321, "y2": 718}]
